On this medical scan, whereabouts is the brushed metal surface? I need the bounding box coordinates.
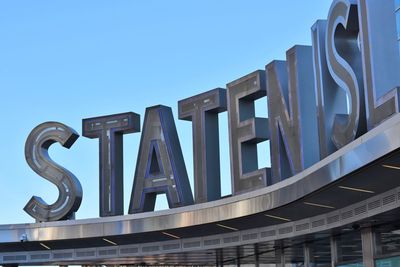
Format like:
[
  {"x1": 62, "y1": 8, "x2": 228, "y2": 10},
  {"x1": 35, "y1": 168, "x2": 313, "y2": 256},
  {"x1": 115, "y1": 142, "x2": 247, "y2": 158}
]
[
  {"x1": 358, "y1": 0, "x2": 400, "y2": 130},
  {"x1": 128, "y1": 105, "x2": 194, "y2": 214},
  {"x1": 226, "y1": 70, "x2": 270, "y2": 194},
  {"x1": 325, "y1": 0, "x2": 367, "y2": 149},
  {"x1": 266, "y1": 45, "x2": 319, "y2": 182},
  {"x1": 2, "y1": 113, "x2": 400, "y2": 244},
  {"x1": 178, "y1": 88, "x2": 227, "y2": 203},
  {"x1": 24, "y1": 122, "x2": 82, "y2": 222},
  {"x1": 2, "y1": 186, "x2": 400, "y2": 265},
  {"x1": 82, "y1": 112, "x2": 141, "y2": 217},
  {"x1": 312, "y1": 19, "x2": 348, "y2": 159}
]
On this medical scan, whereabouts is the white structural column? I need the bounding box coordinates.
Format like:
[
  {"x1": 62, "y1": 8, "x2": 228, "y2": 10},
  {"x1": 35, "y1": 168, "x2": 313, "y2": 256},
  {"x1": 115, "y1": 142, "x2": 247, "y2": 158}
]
[
  {"x1": 303, "y1": 242, "x2": 313, "y2": 267},
  {"x1": 275, "y1": 246, "x2": 285, "y2": 267},
  {"x1": 361, "y1": 227, "x2": 376, "y2": 267}
]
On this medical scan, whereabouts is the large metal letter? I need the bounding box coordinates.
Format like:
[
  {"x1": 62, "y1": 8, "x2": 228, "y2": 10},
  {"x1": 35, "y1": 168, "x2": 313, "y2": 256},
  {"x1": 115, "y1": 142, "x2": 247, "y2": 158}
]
[
  {"x1": 227, "y1": 70, "x2": 270, "y2": 195},
  {"x1": 24, "y1": 122, "x2": 82, "y2": 222},
  {"x1": 312, "y1": 20, "x2": 348, "y2": 159},
  {"x1": 82, "y1": 112, "x2": 140, "y2": 217},
  {"x1": 326, "y1": 0, "x2": 366, "y2": 148},
  {"x1": 266, "y1": 46, "x2": 319, "y2": 182},
  {"x1": 358, "y1": 0, "x2": 400, "y2": 130},
  {"x1": 178, "y1": 88, "x2": 226, "y2": 203},
  {"x1": 129, "y1": 105, "x2": 194, "y2": 213}
]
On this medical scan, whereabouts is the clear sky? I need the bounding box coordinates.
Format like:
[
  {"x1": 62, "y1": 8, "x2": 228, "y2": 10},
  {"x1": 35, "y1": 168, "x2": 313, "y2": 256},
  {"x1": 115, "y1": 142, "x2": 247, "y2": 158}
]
[{"x1": 0, "y1": 0, "x2": 332, "y2": 224}]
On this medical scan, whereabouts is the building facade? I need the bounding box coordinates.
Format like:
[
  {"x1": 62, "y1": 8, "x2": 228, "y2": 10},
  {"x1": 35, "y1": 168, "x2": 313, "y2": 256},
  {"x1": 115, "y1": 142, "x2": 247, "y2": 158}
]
[{"x1": 2, "y1": 0, "x2": 400, "y2": 266}]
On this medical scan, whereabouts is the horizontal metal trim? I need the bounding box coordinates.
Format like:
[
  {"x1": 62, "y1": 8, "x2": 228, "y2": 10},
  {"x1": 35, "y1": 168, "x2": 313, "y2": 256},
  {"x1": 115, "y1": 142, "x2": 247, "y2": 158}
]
[
  {"x1": 1, "y1": 114, "x2": 400, "y2": 246},
  {"x1": 2, "y1": 186, "x2": 400, "y2": 265}
]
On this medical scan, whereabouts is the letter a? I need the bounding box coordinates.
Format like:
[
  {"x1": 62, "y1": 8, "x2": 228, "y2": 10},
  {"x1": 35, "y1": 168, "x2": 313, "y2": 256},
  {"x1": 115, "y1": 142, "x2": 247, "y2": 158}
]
[{"x1": 129, "y1": 105, "x2": 194, "y2": 213}]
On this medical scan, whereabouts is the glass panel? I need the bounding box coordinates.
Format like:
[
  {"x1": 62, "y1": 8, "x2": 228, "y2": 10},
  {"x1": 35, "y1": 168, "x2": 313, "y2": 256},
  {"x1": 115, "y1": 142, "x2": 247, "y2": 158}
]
[
  {"x1": 337, "y1": 263, "x2": 363, "y2": 267},
  {"x1": 336, "y1": 231, "x2": 363, "y2": 264},
  {"x1": 311, "y1": 238, "x2": 332, "y2": 266},
  {"x1": 375, "y1": 224, "x2": 400, "y2": 256},
  {"x1": 255, "y1": 243, "x2": 276, "y2": 265},
  {"x1": 282, "y1": 243, "x2": 304, "y2": 265},
  {"x1": 376, "y1": 255, "x2": 400, "y2": 266}
]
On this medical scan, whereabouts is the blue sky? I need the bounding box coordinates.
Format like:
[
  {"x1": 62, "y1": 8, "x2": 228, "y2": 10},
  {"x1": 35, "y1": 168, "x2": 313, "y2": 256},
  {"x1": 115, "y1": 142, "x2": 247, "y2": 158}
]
[{"x1": 0, "y1": 1, "x2": 332, "y2": 224}]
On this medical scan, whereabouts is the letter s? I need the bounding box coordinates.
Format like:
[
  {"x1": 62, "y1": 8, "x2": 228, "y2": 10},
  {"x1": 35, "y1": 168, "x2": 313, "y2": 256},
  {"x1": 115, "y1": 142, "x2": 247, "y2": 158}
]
[
  {"x1": 326, "y1": 0, "x2": 366, "y2": 148},
  {"x1": 24, "y1": 122, "x2": 83, "y2": 222}
]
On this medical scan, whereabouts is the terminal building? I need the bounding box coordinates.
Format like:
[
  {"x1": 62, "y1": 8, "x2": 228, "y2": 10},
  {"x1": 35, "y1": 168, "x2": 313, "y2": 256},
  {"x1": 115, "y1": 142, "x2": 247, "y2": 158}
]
[{"x1": 2, "y1": 0, "x2": 400, "y2": 266}]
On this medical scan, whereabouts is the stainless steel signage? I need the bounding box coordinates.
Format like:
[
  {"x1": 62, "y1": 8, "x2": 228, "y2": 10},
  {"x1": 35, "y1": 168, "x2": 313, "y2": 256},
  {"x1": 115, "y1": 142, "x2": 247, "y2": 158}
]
[
  {"x1": 128, "y1": 105, "x2": 194, "y2": 214},
  {"x1": 23, "y1": 0, "x2": 400, "y2": 222},
  {"x1": 24, "y1": 122, "x2": 82, "y2": 222},
  {"x1": 82, "y1": 112, "x2": 141, "y2": 217}
]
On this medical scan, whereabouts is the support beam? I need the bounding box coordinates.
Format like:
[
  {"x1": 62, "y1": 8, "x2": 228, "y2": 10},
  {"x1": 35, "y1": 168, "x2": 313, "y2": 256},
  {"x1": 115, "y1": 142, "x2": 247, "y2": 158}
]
[
  {"x1": 236, "y1": 246, "x2": 241, "y2": 267},
  {"x1": 254, "y1": 243, "x2": 260, "y2": 267},
  {"x1": 216, "y1": 248, "x2": 224, "y2": 267},
  {"x1": 330, "y1": 236, "x2": 338, "y2": 267}
]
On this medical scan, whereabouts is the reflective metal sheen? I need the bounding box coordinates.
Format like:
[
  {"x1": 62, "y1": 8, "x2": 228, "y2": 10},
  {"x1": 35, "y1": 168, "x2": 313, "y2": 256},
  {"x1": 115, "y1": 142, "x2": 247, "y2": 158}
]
[
  {"x1": 82, "y1": 112, "x2": 140, "y2": 217},
  {"x1": 24, "y1": 122, "x2": 82, "y2": 222},
  {"x1": 227, "y1": 70, "x2": 270, "y2": 194},
  {"x1": 2, "y1": 113, "x2": 399, "y2": 245},
  {"x1": 312, "y1": 20, "x2": 347, "y2": 159},
  {"x1": 326, "y1": 0, "x2": 367, "y2": 149},
  {"x1": 178, "y1": 88, "x2": 227, "y2": 203},
  {"x1": 358, "y1": 0, "x2": 400, "y2": 130},
  {"x1": 266, "y1": 45, "x2": 319, "y2": 182},
  {"x1": 128, "y1": 105, "x2": 194, "y2": 213}
]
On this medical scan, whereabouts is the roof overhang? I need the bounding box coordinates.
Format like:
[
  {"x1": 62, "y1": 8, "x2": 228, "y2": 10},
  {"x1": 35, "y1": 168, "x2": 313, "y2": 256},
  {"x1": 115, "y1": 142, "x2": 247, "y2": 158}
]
[{"x1": 3, "y1": 114, "x2": 400, "y2": 264}]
